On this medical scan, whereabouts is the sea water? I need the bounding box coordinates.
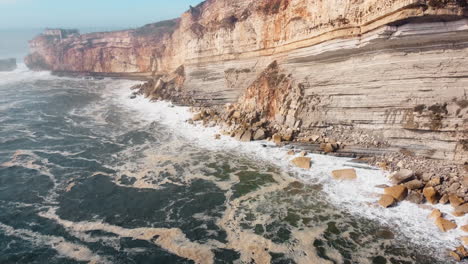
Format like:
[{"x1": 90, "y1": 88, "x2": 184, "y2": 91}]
[{"x1": 0, "y1": 62, "x2": 466, "y2": 263}]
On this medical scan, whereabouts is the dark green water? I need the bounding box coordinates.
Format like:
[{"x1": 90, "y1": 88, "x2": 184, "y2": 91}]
[{"x1": 0, "y1": 70, "x2": 449, "y2": 263}]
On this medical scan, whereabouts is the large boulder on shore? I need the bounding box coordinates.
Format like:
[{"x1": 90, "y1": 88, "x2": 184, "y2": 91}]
[
  {"x1": 331, "y1": 169, "x2": 357, "y2": 180},
  {"x1": 389, "y1": 169, "x2": 414, "y2": 184},
  {"x1": 0, "y1": 58, "x2": 16, "y2": 72},
  {"x1": 434, "y1": 217, "x2": 457, "y2": 232},
  {"x1": 291, "y1": 157, "x2": 311, "y2": 169},
  {"x1": 384, "y1": 185, "x2": 408, "y2": 201}
]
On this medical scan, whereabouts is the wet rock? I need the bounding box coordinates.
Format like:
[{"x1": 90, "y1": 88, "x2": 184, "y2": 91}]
[
  {"x1": 379, "y1": 194, "x2": 396, "y2": 208},
  {"x1": 390, "y1": 169, "x2": 414, "y2": 184},
  {"x1": 384, "y1": 185, "x2": 408, "y2": 201},
  {"x1": 404, "y1": 179, "x2": 424, "y2": 190},
  {"x1": 455, "y1": 203, "x2": 468, "y2": 214},
  {"x1": 461, "y1": 236, "x2": 468, "y2": 246},
  {"x1": 299, "y1": 151, "x2": 307, "y2": 157},
  {"x1": 462, "y1": 225, "x2": 468, "y2": 232},
  {"x1": 215, "y1": 134, "x2": 221, "y2": 140},
  {"x1": 452, "y1": 211, "x2": 466, "y2": 217},
  {"x1": 253, "y1": 129, "x2": 266, "y2": 140},
  {"x1": 429, "y1": 209, "x2": 442, "y2": 219},
  {"x1": 406, "y1": 190, "x2": 424, "y2": 204},
  {"x1": 193, "y1": 113, "x2": 203, "y2": 121},
  {"x1": 240, "y1": 130, "x2": 252, "y2": 142},
  {"x1": 272, "y1": 134, "x2": 282, "y2": 144},
  {"x1": 320, "y1": 143, "x2": 336, "y2": 153},
  {"x1": 435, "y1": 217, "x2": 457, "y2": 232},
  {"x1": 440, "y1": 194, "x2": 449, "y2": 204},
  {"x1": 450, "y1": 250, "x2": 462, "y2": 262},
  {"x1": 291, "y1": 157, "x2": 311, "y2": 169},
  {"x1": 456, "y1": 246, "x2": 468, "y2": 258},
  {"x1": 450, "y1": 195, "x2": 464, "y2": 207},
  {"x1": 426, "y1": 177, "x2": 441, "y2": 187},
  {"x1": 287, "y1": 150, "x2": 295, "y2": 155},
  {"x1": 423, "y1": 187, "x2": 438, "y2": 204},
  {"x1": 331, "y1": 169, "x2": 357, "y2": 180}
]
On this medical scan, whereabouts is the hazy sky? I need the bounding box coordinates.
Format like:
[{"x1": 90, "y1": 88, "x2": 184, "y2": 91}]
[{"x1": 0, "y1": 0, "x2": 204, "y2": 30}]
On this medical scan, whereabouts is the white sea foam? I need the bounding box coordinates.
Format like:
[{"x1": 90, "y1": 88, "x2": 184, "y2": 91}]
[
  {"x1": 110, "y1": 81, "x2": 468, "y2": 261},
  {"x1": 0, "y1": 63, "x2": 53, "y2": 86}
]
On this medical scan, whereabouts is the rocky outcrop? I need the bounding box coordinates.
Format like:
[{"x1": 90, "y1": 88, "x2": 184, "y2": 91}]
[
  {"x1": 0, "y1": 58, "x2": 16, "y2": 72},
  {"x1": 26, "y1": 1, "x2": 467, "y2": 167}
]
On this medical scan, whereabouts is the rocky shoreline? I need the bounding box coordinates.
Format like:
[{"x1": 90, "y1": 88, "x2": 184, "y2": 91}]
[{"x1": 129, "y1": 65, "x2": 468, "y2": 260}]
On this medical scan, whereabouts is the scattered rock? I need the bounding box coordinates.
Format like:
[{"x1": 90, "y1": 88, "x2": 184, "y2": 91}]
[
  {"x1": 390, "y1": 169, "x2": 414, "y2": 184},
  {"x1": 423, "y1": 187, "x2": 438, "y2": 204},
  {"x1": 240, "y1": 130, "x2": 252, "y2": 142},
  {"x1": 426, "y1": 177, "x2": 441, "y2": 187},
  {"x1": 291, "y1": 157, "x2": 311, "y2": 169},
  {"x1": 215, "y1": 134, "x2": 221, "y2": 140},
  {"x1": 193, "y1": 113, "x2": 203, "y2": 121},
  {"x1": 272, "y1": 134, "x2": 282, "y2": 144},
  {"x1": 384, "y1": 185, "x2": 408, "y2": 201},
  {"x1": 287, "y1": 150, "x2": 295, "y2": 155},
  {"x1": 450, "y1": 250, "x2": 462, "y2": 262},
  {"x1": 377, "y1": 162, "x2": 388, "y2": 170},
  {"x1": 449, "y1": 183, "x2": 462, "y2": 194},
  {"x1": 455, "y1": 203, "x2": 468, "y2": 214},
  {"x1": 379, "y1": 195, "x2": 396, "y2": 208},
  {"x1": 299, "y1": 151, "x2": 307, "y2": 157},
  {"x1": 440, "y1": 194, "x2": 449, "y2": 204},
  {"x1": 461, "y1": 225, "x2": 468, "y2": 232},
  {"x1": 461, "y1": 237, "x2": 468, "y2": 246},
  {"x1": 253, "y1": 129, "x2": 266, "y2": 140},
  {"x1": 435, "y1": 217, "x2": 457, "y2": 232},
  {"x1": 429, "y1": 209, "x2": 442, "y2": 219},
  {"x1": 406, "y1": 190, "x2": 424, "y2": 204},
  {"x1": 456, "y1": 246, "x2": 468, "y2": 257},
  {"x1": 320, "y1": 143, "x2": 336, "y2": 153},
  {"x1": 331, "y1": 169, "x2": 357, "y2": 180},
  {"x1": 404, "y1": 179, "x2": 424, "y2": 190},
  {"x1": 450, "y1": 195, "x2": 464, "y2": 207}
]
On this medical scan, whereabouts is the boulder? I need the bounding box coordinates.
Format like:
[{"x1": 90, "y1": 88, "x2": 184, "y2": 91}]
[
  {"x1": 232, "y1": 111, "x2": 241, "y2": 119},
  {"x1": 423, "y1": 187, "x2": 438, "y2": 204},
  {"x1": 404, "y1": 179, "x2": 424, "y2": 190},
  {"x1": 453, "y1": 211, "x2": 466, "y2": 217},
  {"x1": 0, "y1": 58, "x2": 17, "y2": 72},
  {"x1": 390, "y1": 169, "x2": 414, "y2": 184},
  {"x1": 449, "y1": 251, "x2": 462, "y2": 262},
  {"x1": 193, "y1": 113, "x2": 203, "y2": 121},
  {"x1": 461, "y1": 225, "x2": 468, "y2": 232},
  {"x1": 272, "y1": 134, "x2": 282, "y2": 144},
  {"x1": 456, "y1": 246, "x2": 468, "y2": 258},
  {"x1": 448, "y1": 182, "x2": 461, "y2": 194},
  {"x1": 331, "y1": 169, "x2": 357, "y2": 180},
  {"x1": 435, "y1": 217, "x2": 457, "y2": 232},
  {"x1": 379, "y1": 195, "x2": 396, "y2": 208},
  {"x1": 299, "y1": 151, "x2": 307, "y2": 157},
  {"x1": 384, "y1": 185, "x2": 408, "y2": 201},
  {"x1": 429, "y1": 209, "x2": 442, "y2": 219},
  {"x1": 253, "y1": 129, "x2": 266, "y2": 140},
  {"x1": 291, "y1": 157, "x2": 311, "y2": 169},
  {"x1": 240, "y1": 130, "x2": 252, "y2": 142},
  {"x1": 287, "y1": 150, "x2": 295, "y2": 155},
  {"x1": 406, "y1": 190, "x2": 424, "y2": 204},
  {"x1": 455, "y1": 203, "x2": 468, "y2": 214},
  {"x1": 461, "y1": 236, "x2": 468, "y2": 246},
  {"x1": 214, "y1": 134, "x2": 221, "y2": 140},
  {"x1": 234, "y1": 130, "x2": 245, "y2": 141},
  {"x1": 450, "y1": 195, "x2": 464, "y2": 207},
  {"x1": 439, "y1": 194, "x2": 449, "y2": 204},
  {"x1": 426, "y1": 177, "x2": 441, "y2": 187},
  {"x1": 321, "y1": 143, "x2": 335, "y2": 153},
  {"x1": 282, "y1": 130, "x2": 294, "y2": 141}
]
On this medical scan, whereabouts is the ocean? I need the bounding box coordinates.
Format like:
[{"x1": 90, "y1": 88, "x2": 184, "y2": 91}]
[{"x1": 0, "y1": 31, "x2": 464, "y2": 264}]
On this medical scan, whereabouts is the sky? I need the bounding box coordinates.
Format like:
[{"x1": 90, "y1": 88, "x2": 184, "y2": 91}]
[{"x1": 0, "y1": 0, "x2": 205, "y2": 30}]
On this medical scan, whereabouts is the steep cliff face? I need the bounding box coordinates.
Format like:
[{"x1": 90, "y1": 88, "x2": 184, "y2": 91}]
[{"x1": 26, "y1": 0, "x2": 468, "y2": 164}]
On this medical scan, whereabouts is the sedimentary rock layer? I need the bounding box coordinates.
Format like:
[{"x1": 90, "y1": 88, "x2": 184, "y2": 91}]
[{"x1": 25, "y1": 0, "x2": 468, "y2": 163}]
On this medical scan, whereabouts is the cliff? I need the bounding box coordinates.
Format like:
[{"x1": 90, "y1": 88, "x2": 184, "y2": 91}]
[{"x1": 25, "y1": 0, "x2": 468, "y2": 165}]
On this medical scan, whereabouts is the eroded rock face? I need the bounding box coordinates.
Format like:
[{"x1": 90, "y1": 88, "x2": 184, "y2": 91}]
[{"x1": 25, "y1": 0, "x2": 468, "y2": 164}]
